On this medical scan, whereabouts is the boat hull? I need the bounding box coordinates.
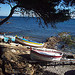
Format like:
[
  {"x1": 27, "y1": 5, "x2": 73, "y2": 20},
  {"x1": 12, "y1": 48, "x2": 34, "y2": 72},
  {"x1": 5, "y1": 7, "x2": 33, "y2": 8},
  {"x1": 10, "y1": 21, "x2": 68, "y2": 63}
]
[
  {"x1": 15, "y1": 38, "x2": 44, "y2": 47},
  {"x1": 30, "y1": 49, "x2": 63, "y2": 61}
]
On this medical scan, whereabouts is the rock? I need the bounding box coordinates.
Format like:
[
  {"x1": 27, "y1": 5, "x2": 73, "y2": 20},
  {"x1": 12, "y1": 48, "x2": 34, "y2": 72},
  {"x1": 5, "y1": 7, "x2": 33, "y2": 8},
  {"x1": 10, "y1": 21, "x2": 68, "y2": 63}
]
[
  {"x1": 0, "y1": 38, "x2": 2, "y2": 42},
  {"x1": 46, "y1": 36, "x2": 60, "y2": 49},
  {"x1": 11, "y1": 49, "x2": 16, "y2": 53},
  {"x1": 61, "y1": 45, "x2": 65, "y2": 49},
  {"x1": 11, "y1": 60, "x2": 15, "y2": 62},
  {"x1": 16, "y1": 50, "x2": 20, "y2": 54},
  {"x1": 73, "y1": 55, "x2": 75, "y2": 58},
  {"x1": 6, "y1": 22, "x2": 10, "y2": 24},
  {"x1": 10, "y1": 43, "x2": 19, "y2": 46},
  {"x1": 28, "y1": 64, "x2": 32, "y2": 68},
  {"x1": 58, "y1": 32, "x2": 70, "y2": 38},
  {"x1": 26, "y1": 51, "x2": 30, "y2": 54},
  {"x1": 58, "y1": 32, "x2": 72, "y2": 44},
  {"x1": 58, "y1": 32, "x2": 75, "y2": 48},
  {"x1": 46, "y1": 36, "x2": 60, "y2": 42},
  {"x1": 0, "y1": 18, "x2": 5, "y2": 21},
  {"x1": 0, "y1": 43, "x2": 43, "y2": 75},
  {"x1": 66, "y1": 55, "x2": 74, "y2": 59},
  {"x1": 45, "y1": 32, "x2": 75, "y2": 50},
  {"x1": 0, "y1": 68, "x2": 4, "y2": 75},
  {"x1": 54, "y1": 45, "x2": 58, "y2": 49}
]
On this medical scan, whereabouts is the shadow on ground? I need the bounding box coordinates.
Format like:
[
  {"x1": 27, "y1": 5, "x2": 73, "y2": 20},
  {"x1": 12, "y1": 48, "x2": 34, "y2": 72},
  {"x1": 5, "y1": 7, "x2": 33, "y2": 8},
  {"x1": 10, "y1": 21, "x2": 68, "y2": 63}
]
[
  {"x1": 19, "y1": 54, "x2": 31, "y2": 61},
  {"x1": 64, "y1": 70, "x2": 75, "y2": 75}
]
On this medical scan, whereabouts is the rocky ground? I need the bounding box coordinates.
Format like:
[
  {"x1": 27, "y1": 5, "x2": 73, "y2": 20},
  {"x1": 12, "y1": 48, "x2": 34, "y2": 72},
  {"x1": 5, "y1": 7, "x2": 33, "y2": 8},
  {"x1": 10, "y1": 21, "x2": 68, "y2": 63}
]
[
  {"x1": 0, "y1": 32, "x2": 75, "y2": 75},
  {"x1": 44, "y1": 65, "x2": 75, "y2": 75},
  {"x1": 0, "y1": 42, "x2": 60, "y2": 75},
  {"x1": 45, "y1": 32, "x2": 75, "y2": 53},
  {"x1": 0, "y1": 42, "x2": 75, "y2": 75}
]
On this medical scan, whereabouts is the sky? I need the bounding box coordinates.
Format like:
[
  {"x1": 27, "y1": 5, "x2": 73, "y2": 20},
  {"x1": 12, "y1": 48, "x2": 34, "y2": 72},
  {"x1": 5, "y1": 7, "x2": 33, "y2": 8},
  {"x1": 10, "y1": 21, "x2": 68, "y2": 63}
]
[
  {"x1": 0, "y1": 3, "x2": 75, "y2": 17},
  {"x1": 0, "y1": 4, "x2": 36, "y2": 17},
  {"x1": 0, "y1": 4, "x2": 20, "y2": 16}
]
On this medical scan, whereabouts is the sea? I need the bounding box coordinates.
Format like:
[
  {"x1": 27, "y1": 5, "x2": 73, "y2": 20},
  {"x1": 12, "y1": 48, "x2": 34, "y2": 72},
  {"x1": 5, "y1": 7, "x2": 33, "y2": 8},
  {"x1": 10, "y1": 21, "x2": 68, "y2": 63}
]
[
  {"x1": 0, "y1": 16, "x2": 75, "y2": 53},
  {"x1": 0, "y1": 16, "x2": 75, "y2": 42}
]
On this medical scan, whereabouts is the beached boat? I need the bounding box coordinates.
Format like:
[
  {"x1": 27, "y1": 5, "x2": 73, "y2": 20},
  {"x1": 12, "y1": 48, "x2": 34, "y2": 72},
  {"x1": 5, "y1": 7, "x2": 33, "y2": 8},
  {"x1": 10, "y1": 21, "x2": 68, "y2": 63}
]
[
  {"x1": 4, "y1": 35, "x2": 15, "y2": 42},
  {"x1": 30, "y1": 48, "x2": 63, "y2": 61},
  {"x1": 0, "y1": 35, "x2": 15, "y2": 42},
  {"x1": 15, "y1": 37, "x2": 44, "y2": 47}
]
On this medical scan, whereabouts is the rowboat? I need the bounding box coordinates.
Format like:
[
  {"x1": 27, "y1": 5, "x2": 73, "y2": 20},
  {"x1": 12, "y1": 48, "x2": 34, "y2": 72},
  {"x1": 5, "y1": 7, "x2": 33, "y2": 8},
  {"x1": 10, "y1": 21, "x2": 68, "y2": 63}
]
[
  {"x1": 30, "y1": 48, "x2": 63, "y2": 61},
  {"x1": 15, "y1": 37, "x2": 44, "y2": 47},
  {"x1": 4, "y1": 35, "x2": 15, "y2": 42},
  {"x1": 0, "y1": 35, "x2": 15, "y2": 42}
]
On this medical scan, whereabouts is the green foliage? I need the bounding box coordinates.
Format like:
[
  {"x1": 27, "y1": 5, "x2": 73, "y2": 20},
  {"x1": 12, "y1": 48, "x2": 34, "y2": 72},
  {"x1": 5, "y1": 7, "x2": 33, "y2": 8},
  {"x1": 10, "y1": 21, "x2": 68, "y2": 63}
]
[
  {"x1": 58, "y1": 32, "x2": 74, "y2": 45},
  {"x1": 61, "y1": 35, "x2": 74, "y2": 46}
]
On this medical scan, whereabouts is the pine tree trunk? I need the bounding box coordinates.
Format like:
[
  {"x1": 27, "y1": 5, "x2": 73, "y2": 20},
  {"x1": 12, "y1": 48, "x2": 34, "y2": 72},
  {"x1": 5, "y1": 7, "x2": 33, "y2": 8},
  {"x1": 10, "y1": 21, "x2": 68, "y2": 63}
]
[{"x1": 0, "y1": 5, "x2": 18, "y2": 25}]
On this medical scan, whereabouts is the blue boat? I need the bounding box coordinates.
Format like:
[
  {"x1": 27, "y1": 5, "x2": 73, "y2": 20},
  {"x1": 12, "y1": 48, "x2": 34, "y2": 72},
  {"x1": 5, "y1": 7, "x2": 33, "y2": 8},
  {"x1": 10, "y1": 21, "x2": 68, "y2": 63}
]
[{"x1": 15, "y1": 36, "x2": 44, "y2": 47}]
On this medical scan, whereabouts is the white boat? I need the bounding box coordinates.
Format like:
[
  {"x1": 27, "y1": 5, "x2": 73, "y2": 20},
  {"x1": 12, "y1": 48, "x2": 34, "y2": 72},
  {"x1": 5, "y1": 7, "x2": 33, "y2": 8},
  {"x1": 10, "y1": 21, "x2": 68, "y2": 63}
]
[{"x1": 30, "y1": 48, "x2": 63, "y2": 61}]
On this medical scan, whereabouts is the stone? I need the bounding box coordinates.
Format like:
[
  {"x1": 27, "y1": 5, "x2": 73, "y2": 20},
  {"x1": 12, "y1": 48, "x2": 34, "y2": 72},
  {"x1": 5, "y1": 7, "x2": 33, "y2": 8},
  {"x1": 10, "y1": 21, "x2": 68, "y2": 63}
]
[
  {"x1": 46, "y1": 36, "x2": 60, "y2": 49},
  {"x1": 28, "y1": 64, "x2": 32, "y2": 68},
  {"x1": 58, "y1": 32, "x2": 70, "y2": 38},
  {"x1": 11, "y1": 49, "x2": 16, "y2": 53}
]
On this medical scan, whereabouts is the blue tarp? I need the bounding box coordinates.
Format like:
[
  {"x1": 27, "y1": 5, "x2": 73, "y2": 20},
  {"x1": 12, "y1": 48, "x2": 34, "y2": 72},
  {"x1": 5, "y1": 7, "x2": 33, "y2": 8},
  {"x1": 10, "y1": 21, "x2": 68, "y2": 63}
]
[
  {"x1": 11, "y1": 37, "x2": 15, "y2": 41},
  {"x1": 4, "y1": 37, "x2": 9, "y2": 42},
  {"x1": 4, "y1": 37, "x2": 15, "y2": 42}
]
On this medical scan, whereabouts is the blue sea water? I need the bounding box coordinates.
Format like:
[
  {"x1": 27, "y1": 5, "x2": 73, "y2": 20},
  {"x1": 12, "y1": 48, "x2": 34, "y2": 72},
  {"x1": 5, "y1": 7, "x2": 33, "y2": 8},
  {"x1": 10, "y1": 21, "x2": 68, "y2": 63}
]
[{"x1": 0, "y1": 16, "x2": 75, "y2": 42}]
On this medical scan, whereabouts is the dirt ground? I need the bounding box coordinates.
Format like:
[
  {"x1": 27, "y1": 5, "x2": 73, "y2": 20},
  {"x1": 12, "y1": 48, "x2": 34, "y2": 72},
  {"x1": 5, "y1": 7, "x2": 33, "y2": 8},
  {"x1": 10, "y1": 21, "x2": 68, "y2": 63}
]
[{"x1": 0, "y1": 42, "x2": 75, "y2": 75}]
